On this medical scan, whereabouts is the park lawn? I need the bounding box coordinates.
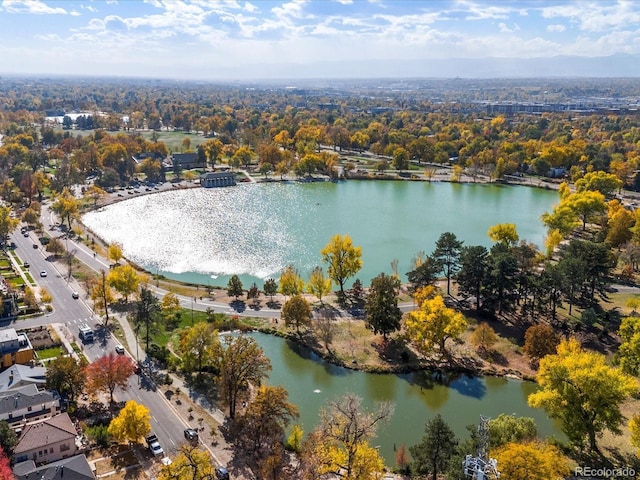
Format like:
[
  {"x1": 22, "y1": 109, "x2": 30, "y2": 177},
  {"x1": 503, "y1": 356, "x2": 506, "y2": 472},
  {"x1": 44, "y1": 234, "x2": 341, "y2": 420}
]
[{"x1": 138, "y1": 130, "x2": 207, "y2": 152}]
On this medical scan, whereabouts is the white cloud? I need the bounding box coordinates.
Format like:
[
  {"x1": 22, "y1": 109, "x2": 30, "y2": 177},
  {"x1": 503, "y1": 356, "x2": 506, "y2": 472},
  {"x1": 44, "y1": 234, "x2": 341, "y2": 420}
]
[
  {"x1": 2, "y1": 0, "x2": 68, "y2": 14},
  {"x1": 243, "y1": 2, "x2": 257, "y2": 13},
  {"x1": 547, "y1": 24, "x2": 565, "y2": 33},
  {"x1": 542, "y1": 2, "x2": 640, "y2": 32}
]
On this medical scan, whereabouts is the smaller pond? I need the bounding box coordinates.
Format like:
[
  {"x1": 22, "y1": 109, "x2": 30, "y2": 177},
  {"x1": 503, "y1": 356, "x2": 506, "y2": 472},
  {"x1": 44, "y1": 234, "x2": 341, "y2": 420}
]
[{"x1": 246, "y1": 332, "x2": 561, "y2": 465}]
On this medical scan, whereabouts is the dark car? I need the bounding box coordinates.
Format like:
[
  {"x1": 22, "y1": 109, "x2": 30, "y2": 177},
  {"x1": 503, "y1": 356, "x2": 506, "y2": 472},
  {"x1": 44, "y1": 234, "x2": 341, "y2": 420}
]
[
  {"x1": 183, "y1": 428, "x2": 198, "y2": 443},
  {"x1": 215, "y1": 466, "x2": 229, "y2": 480}
]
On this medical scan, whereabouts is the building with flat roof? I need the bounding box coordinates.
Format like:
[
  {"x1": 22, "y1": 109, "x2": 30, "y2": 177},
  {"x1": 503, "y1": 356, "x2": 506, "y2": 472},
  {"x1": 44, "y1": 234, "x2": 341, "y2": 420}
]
[{"x1": 0, "y1": 329, "x2": 34, "y2": 369}]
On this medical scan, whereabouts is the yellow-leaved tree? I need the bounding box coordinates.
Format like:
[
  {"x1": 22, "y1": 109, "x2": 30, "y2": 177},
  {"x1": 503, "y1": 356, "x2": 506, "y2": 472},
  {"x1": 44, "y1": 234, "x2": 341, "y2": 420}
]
[
  {"x1": 158, "y1": 445, "x2": 216, "y2": 480},
  {"x1": 107, "y1": 400, "x2": 151, "y2": 443},
  {"x1": 108, "y1": 242, "x2": 123, "y2": 265},
  {"x1": 491, "y1": 441, "x2": 571, "y2": 480},
  {"x1": 405, "y1": 294, "x2": 467, "y2": 359},
  {"x1": 108, "y1": 264, "x2": 140, "y2": 303},
  {"x1": 528, "y1": 338, "x2": 638, "y2": 454},
  {"x1": 630, "y1": 415, "x2": 640, "y2": 457},
  {"x1": 321, "y1": 234, "x2": 362, "y2": 297},
  {"x1": 302, "y1": 393, "x2": 391, "y2": 480},
  {"x1": 487, "y1": 223, "x2": 519, "y2": 247}
]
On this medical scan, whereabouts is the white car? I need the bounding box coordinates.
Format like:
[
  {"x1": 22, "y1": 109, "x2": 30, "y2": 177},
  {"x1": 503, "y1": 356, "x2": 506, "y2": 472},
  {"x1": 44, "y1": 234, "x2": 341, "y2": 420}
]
[
  {"x1": 149, "y1": 441, "x2": 163, "y2": 457},
  {"x1": 39, "y1": 271, "x2": 47, "y2": 277},
  {"x1": 115, "y1": 345, "x2": 125, "y2": 355}
]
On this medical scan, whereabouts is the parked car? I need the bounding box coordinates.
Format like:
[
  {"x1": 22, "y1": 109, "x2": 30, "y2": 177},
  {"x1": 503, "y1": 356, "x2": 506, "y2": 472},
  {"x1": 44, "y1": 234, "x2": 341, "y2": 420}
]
[
  {"x1": 184, "y1": 428, "x2": 198, "y2": 443},
  {"x1": 71, "y1": 291, "x2": 79, "y2": 299},
  {"x1": 146, "y1": 434, "x2": 164, "y2": 457},
  {"x1": 215, "y1": 466, "x2": 230, "y2": 480},
  {"x1": 115, "y1": 344, "x2": 125, "y2": 354}
]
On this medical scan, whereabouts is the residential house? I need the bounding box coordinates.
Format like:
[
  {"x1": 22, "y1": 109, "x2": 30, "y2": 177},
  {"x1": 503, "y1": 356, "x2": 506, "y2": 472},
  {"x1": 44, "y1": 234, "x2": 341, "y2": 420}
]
[
  {"x1": 0, "y1": 329, "x2": 34, "y2": 368},
  {"x1": 200, "y1": 171, "x2": 236, "y2": 188},
  {"x1": 13, "y1": 413, "x2": 78, "y2": 465},
  {"x1": 0, "y1": 364, "x2": 46, "y2": 393},
  {"x1": 13, "y1": 453, "x2": 94, "y2": 480},
  {"x1": 0, "y1": 384, "x2": 60, "y2": 427}
]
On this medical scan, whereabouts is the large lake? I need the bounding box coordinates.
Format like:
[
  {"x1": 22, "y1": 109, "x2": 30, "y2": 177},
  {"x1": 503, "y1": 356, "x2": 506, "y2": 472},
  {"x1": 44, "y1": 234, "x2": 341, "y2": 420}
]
[{"x1": 82, "y1": 181, "x2": 558, "y2": 287}]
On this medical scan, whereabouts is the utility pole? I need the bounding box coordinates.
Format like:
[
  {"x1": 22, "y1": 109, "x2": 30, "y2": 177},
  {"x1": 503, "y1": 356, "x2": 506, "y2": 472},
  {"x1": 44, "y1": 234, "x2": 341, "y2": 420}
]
[{"x1": 463, "y1": 415, "x2": 500, "y2": 479}]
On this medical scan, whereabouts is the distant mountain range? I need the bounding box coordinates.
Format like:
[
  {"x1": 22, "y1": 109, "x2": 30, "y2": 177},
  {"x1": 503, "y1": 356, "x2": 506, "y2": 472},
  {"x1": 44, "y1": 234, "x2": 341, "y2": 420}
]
[{"x1": 232, "y1": 53, "x2": 640, "y2": 80}]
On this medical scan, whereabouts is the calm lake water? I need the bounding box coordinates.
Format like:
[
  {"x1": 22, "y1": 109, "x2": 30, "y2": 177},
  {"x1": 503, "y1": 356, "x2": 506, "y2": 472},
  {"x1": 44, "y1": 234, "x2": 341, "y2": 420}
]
[
  {"x1": 247, "y1": 331, "x2": 561, "y2": 465},
  {"x1": 83, "y1": 181, "x2": 558, "y2": 287}
]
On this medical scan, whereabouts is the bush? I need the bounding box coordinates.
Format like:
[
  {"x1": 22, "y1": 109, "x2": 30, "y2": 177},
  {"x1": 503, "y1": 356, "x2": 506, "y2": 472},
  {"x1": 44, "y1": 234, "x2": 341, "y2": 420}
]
[{"x1": 85, "y1": 424, "x2": 110, "y2": 448}]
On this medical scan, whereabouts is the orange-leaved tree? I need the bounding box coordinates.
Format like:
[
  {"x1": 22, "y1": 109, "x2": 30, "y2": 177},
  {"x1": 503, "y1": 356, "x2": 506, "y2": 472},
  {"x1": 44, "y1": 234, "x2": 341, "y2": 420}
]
[{"x1": 86, "y1": 353, "x2": 136, "y2": 405}]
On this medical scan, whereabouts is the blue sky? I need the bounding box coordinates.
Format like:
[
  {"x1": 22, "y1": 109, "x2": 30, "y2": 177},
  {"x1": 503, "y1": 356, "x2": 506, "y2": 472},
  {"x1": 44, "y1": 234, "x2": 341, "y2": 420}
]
[{"x1": 1, "y1": 0, "x2": 639, "y2": 79}]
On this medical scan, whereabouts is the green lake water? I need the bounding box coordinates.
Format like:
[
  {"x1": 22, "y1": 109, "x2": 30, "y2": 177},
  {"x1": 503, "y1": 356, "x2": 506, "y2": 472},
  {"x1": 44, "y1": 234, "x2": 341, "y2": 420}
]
[
  {"x1": 83, "y1": 180, "x2": 559, "y2": 287},
  {"x1": 247, "y1": 331, "x2": 561, "y2": 466}
]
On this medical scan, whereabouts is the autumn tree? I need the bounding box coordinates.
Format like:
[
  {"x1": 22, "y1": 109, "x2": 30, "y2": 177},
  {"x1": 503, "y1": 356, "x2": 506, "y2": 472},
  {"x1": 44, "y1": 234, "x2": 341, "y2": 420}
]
[
  {"x1": 321, "y1": 234, "x2": 363, "y2": 297},
  {"x1": 575, "y1": 170, "x2": 623, "y2": 197},
  {"x1": 86, "y1": 353, "x2": 136, "y2": 404},
  {"x1": 219, "y1": 334, "x2": 271, "y2": 419},
  {"x1": 0, "y1": 205, "x2": 19, "y2": 243},
  {"x1": 161, "y1": 291, "x2": 182, "y2": 328},
  {"x1": 307, "y1": 266, "x2": 332, "y2": 302},
  {"x1": 180, "y1": 322, "x2": 221, "y2": 377},
  {"x1": 90, "y1": 270, "x2": 114, "y2": 329},
  {"x1": 108, "y1": 400, "x2": 151, "y2": 443},
  {"x1": 306, "y1": 393, "x2": 392, "y2": 480},
  {"x1": 279, "y1": 264, "x2": 305, "y2": 297},
  {"x1": 226, "y1": 274, "x2": 243, "y2": 300},
  {"x1": 0, "y1": 445, "x2": 11, "y2": 480},
  {"x1": 282, "y1": 294, "x2": 312, "y2": 336},
  {"x1": 564, "y1": 190, "x2": 607, "y2": 230},
  {"x1": 51, "y1": 187, "x2": 79, "y2": 231},
  {"x1": 84, "y1": 184, "x2": 107, "y2": 206},
  {"x1": 158, "y1": 445, "x2": 217, "y2": 480},
  {"x1": 523, "y1": 324, "x2": 559, "y2": 367},
  {"x1": 234, "y1": 385, "x2": 299, "y2": 475},
  {"x1": 618, "y1": 316, "x2": 640, "y2": 376},
  {"x1": 487, "y1": 222, "x2": 519, "y2": 247},
  {"x1": 528, "y1": 338, "x2": 638, "y2": 453},
  {"x1": 108, "y1": 242, "x2": 123, "y2": 264},
  {"x1": 470, "y1": 322, "x2": 498, "y2": 353},
  {"x1": 410, "y1": 414, "x2": 457, "y2": 480},
  {"x1": 405, "y1": 295, "x2": 467, "y2": 358},
  {"x1": 491, "y1": 441, "x2": 570, "y2": 480},
  {"x1": 45, "y1": 355, "x2": 87, "y2": 404},
  {"x1": 108, "y1": 264, "x2": 140, "y2": 302},
  {"x1": 630, "y1": 415, "x2": 640, "y2": 456},
  {"x1": 365, "y1": 272, "x2": 402, "y2": 341}
]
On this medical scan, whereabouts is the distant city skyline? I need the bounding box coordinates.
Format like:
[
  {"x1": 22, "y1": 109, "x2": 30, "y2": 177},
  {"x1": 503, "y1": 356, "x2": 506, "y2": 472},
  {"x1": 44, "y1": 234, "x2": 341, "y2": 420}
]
[{"x1": 1, "y1": 0, "x2": 640, "y2": 80}]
